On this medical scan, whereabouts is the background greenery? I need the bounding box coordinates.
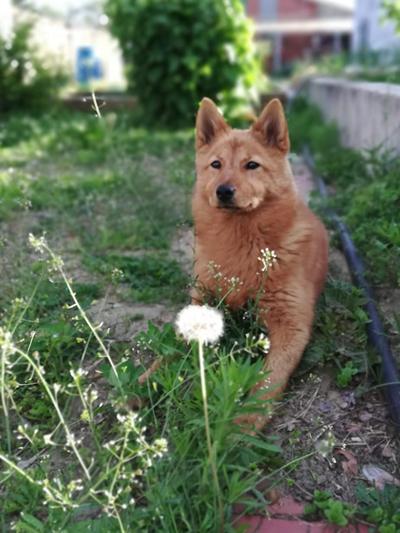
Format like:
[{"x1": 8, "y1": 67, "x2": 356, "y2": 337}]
[
  {"x1": 0, "y1": 22, "x2": 66, "y2": 114},
  {"x1": 105, "y1": 0, "x2": 263, "y2": 127}
]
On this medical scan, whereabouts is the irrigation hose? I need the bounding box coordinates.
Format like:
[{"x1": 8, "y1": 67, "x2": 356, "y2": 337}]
[{"x1": 303, "y1": 146, "x2": 400, "y2": 429}]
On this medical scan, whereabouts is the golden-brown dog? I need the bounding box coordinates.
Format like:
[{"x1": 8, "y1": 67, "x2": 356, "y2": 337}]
[{"x1": 192, "y1": 97, "x2": 329, "y2": 430}]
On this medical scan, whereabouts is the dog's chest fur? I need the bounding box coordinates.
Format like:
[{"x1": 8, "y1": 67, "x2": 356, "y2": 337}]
[{"x1": 193, "y1": 197, "x2": 302, "y2": 309}]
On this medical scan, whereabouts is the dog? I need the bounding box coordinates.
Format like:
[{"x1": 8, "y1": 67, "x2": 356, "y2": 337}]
[{"x1": 192, "y1": 97, "x2": 329, "y2": 430}]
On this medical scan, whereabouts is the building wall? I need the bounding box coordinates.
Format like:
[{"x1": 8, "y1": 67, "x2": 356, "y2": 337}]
[
  {"x1": 352, "y1": 0, "x2": 400, "y2": 52},
  {"x1": 277, "y1": 0, "x2": 317, "y2": 65},
  {"x1": 259, "y1": 0, "x2": 278, "y2": 19},
  {"x1": 278, "y1": 0, "x2": 317, "y2": 19},
  {"x1": 246, "y1": 0, "x2": 260, "y2": 18},
  {"x1": 308, "y1": 77, "x2": 400, "y2": 155}
]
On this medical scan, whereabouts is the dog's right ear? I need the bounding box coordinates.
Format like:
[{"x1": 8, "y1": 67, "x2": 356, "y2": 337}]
[{"x1": 196, "y1": 98, "x2": 230, "y2": 149}]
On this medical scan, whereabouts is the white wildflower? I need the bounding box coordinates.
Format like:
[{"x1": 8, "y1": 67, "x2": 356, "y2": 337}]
[
  {"x1": 43, "y1": 433, "x2": 56, "y2": 446},
  {"x1": 0, "y1": 328, "x2": 16, "y2": 360},
  {"x1": 316, "y1": 429, "x2": 336, "y2": 458},
  {"x1": 258, "y1": 248, "x2": 277, "y2": 273},
  {"x1": 28, "y1": 233, "x2": 47, "y2": 253},
  {"x1": 257, "y1": 333, "x2": 271, "y2": 354},
  {"x1": 152, "y1": 437, "x2": 168, "y2": 457},
  {"x1": 175, "y1": 305, "x2": 224, "y2": 345}
]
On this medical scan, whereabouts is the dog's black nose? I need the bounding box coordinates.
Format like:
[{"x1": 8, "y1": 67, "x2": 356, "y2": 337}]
[{"x1": 216, "y1": 184, "x2": 235, "y2": 203}]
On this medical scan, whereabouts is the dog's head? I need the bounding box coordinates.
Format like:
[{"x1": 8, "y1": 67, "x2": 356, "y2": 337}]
[{"x1": 195, "y1": 98, "x2": 294, "y2": 211}]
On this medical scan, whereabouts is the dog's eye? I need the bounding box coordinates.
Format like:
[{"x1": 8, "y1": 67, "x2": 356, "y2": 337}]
[
  {"x1": 245, "y1": 161, "x2": 260, "y2": 170},
  {"x1": 210, "y1": 160, "x2": 222, "y2": 169}
]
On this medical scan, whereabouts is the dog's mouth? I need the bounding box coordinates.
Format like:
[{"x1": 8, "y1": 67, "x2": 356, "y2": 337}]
[
  {"x1": 216, "y1": 201, "x2": 258, "y2": 212},
  {"x1": 217, "y1": 202, "x2": 239, "y2": 210}
]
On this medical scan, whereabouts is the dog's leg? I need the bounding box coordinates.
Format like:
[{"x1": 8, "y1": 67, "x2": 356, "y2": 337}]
[{"x1": 237, "y1": 288, "x2": 315, "y2": 431}]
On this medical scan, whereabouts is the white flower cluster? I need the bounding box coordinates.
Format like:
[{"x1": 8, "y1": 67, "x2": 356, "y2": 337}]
[
  {"x1": 316, "y1": 428, "x2": 336, "y2": 458},
  {"x1": 245, "y1": 332, "x2": 271, "y2": 357},
  {"x1": 207, "y1": 261, "x2": 244, "y2": 290},
  {"x1": 0, "y1": 327, "x2": 16, "y2": 361},
  {"x1": 175, "y1": 305, "x2": 224, "y2": 345},
  {"x1": 28, "y1": 233, "x2": 47, "y2": 253},
  {"x1": 258, "y1": 248, "x2": 277, "y2": 273}
]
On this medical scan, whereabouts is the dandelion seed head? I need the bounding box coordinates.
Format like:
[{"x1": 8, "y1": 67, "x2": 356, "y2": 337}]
[{"x1": 175, "y1": 305, "x2": 224, "y2": 344}]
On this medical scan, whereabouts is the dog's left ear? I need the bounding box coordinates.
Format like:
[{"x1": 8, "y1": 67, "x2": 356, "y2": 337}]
[
  {"x1": 196, "y1": 98, "x2": 230, "y2": 149},
  {"x1": 251, "y1": 98, "x2": 290, "y2": 153}
]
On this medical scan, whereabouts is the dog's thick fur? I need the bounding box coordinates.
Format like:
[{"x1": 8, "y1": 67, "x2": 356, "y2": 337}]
[{"x1": 192, "y1": 98, "x2": 328, "y2": 430}]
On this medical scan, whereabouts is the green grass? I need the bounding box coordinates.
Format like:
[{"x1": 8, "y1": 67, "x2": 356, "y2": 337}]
[
  {"x1": 0, "y1": 111, "x2": 282, "y2": 531},
  {"x1": 0, "y1": 109, "x2": 396, "y2": 531},
  {"x1": 0, "y1": 111, "x2": 193, "y2": 306}
]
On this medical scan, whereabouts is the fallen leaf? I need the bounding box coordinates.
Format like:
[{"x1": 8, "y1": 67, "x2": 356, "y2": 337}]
[
  {"x1": 318, "y1": 400, "x2": 333, "y2": 413},
  {"x1": 337, "y1": 448, "x2": 358, "y2": 476},
  {"x1": 362, "y1": 464, "x2": 400, "y2": 490},
  {"x1": 381, "y1": 445, "x2": 395, "y2": 459},
  {"x1": 346, "y1": 423, "x2": 362, "y2": 434}
]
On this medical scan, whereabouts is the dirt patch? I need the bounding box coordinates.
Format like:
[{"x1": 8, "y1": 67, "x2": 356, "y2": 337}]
[
  {"x1": 267, "y1": 367, "x2": 399, "y2": 504},
  {"x1": 328, "y1": 248, "x2": 352, "y2": 283},
  {"x1": 290, "y1": 155, "x2": 315, "y2": 202},
  {"x1": 85, "y1": 225, "x2": 195, "y2": 343},
  {"x1": 171, "y1": 224, "x2": 194, "y2": 276},
  {"x1": 88, "y1": 295, "x2": 175, "y2": 343}
]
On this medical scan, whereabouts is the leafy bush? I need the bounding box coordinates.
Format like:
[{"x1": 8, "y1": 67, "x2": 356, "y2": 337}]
[
  {"x1": 356, "y1": 483, "x2": 400, "y2": 533},
  {"x1": 383, "y1": 0, "x2": 400, "y2": 34},
  {"x1": 105, "y1": 0, "x2": 262, "y2": 126},
  {"x1": 305, "y1": 490, "x2": 355, "y2": 527},
  {"x1": 0, "y1": 22, "x2": 66, "y2": 113}
]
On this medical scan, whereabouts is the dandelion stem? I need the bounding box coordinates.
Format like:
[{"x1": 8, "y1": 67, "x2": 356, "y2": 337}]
[{"x1": 197, "y1": 341, "x2": 224, "y2": 528}]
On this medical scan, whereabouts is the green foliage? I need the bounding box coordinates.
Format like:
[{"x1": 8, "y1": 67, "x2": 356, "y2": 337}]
[
  {"x1": 105, "y1": 0, "x2": 263, "y2": 127},
  {"x1": 383, "y1": 0, "x2": 400, "y2": 34},
  {"x1": 103, "y1": 321, "x2": 281, "y2": 530},
  {"x1": 288, "y1": 98, "x2": 400, "y2": 287},
  {"x1": 356, "y1": 483, "x2": 400, "y2": 532},
  {"x1": 336, "y1": 361, "x2": 358, "y2": 388},
  {"x1": 84, "y1": 253, "x2": 188, "y2": 303},
  {"x1": 301, "y1": 279, "x2": 369, "y2": 379},
  {"x1": 0, "y1": 22, "x2": 66, "y2": 114},
  {"x1": 305, "y1": 490, "x2": 355, "y2": 526},
  {"x1": 0, "y1": 272, "x2": 103, "y2": 431},
  {"x1": 0, "y1": 108, "x2": 282, "y2": 530}
]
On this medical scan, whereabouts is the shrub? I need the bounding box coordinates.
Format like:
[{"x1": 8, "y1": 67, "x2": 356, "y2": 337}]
[
  {"x1": 383, "y1": 0, "x2": 400, "y2": 34},
  {"x1": 105, "y1": 0, "x2": 263, "y2": 127},
  {"x1": 0, "y1": 22, "x2": 66, "y2": 113}
]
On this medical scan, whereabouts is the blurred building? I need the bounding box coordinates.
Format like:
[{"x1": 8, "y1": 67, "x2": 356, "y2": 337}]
[
  {"x1": 246, "y1": 0, "x2": 354, "y2": 72},
  {"x1": 7, "y1": 0, "x2": 125, "y2": 90},
  {"x1": 352, "y1": 0, "x2": 400, "y2": 53}
]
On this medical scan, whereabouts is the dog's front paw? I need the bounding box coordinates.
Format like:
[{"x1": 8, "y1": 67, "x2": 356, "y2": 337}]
[{"x1": 234, "y1": 413, "x2": 269, "y2": 434}]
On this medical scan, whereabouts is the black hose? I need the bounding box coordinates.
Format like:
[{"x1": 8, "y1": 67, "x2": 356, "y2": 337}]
[{"x1": 303, "y1": 146, "x2": 400, "y2": 428}]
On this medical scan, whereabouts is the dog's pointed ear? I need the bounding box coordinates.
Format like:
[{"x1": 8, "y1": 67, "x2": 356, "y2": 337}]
[
  {"x1": 251, "y1": 98, "x2": 290, "y2": 153},
  {"x1": 196, "y1": 98, "x2": 230, "y2": 149}
]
